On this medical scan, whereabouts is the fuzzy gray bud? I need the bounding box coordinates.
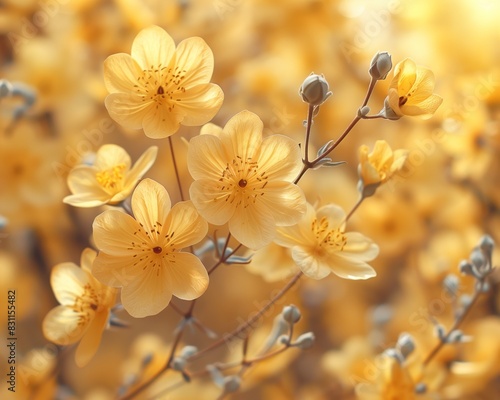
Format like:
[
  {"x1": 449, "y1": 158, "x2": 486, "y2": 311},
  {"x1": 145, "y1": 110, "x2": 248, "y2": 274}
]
[
  {"x1": 369, "y1": 52, "x2": 392, "y2": 80},
  {"x1": 293, "y1": 332, "x2": 315, "y2": 349},
  {"x1": 396, "y1": 333, "x2": 415, "y2": 359},
  {"x1": 299, "y1": 73, "x2": 332, "y2": 106},
  {"x1": 282, "y1": 305, "x2": 301, "y2": 324}
]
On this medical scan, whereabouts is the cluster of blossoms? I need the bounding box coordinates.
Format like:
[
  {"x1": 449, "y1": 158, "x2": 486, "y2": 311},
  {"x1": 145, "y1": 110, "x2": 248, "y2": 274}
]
[{"x1": 42, "y1": 25, "x2": 447, "y2": 400}]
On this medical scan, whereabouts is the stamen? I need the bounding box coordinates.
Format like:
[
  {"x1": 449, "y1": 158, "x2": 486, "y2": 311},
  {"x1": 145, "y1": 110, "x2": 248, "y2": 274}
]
[{"x1": 95, "y1": 164, "x2": 126, "y2": 190}]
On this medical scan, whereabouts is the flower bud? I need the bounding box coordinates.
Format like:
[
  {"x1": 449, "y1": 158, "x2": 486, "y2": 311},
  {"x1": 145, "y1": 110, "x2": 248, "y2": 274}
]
[
  {"x1": 180, "y1": 345, "x2": 198, "y2": 358},
  {"x1": 459, "y1": 260, "x2": 474, "y2": 276},
  {"x1": 443, "y1": 274, "x2": 460, "y2": 296},
  {"x1": 282, "y1": 305, "x2": 301, "y2": 324},
  {"x1": 396, "y1": 332, "x2": 415, "y2": 359},
  {"x1": 293, "y1": 332, "x2": 315, "y2": 349},
  {"x1": 369, "y1": 52, "x2": 392, "y2": 80},
  {"x1": 299, "y1": 73, "x2": 332, "y2": 106},
  {"x1": 0, "y1": 79, "x2": 13, "y2": 97},
  {"x1": 479, "y1": 234, "x2": 494, "y2": 254},
  {"x1": 381, "y1": 97, "x2": 401, "y2": 120},
  {"x1": 223, "y1": 375, "x2": 241, "y2": 393},
  {"x1": 357, "y1": 105, "x2": 371, "y2": 118}
]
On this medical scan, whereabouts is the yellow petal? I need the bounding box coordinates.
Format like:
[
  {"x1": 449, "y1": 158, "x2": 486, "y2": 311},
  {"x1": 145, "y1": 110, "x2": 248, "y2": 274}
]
[
  {"x1": 317, "y1": 204, "x2": 346, "y2": 231},
  {"x1": 258, "y1": 134, "x2": 302, "y2": 181},
  {"x1": 175, "y1": 37, "x2": 214, "y2": 88},
  {"x1": 176, "y1": 83, "x2": 224, "y2": 126},
  {"x1": 189, "y1": 179, "x2": 236, "y2": 225},
  {"x1": 165, "y1": 252, "x2": 208, "y2": 300},
  {"x1": 92, "y1": 252, "x2": 144, "y2": 288},
  {"x1": 65, "y1": 166, "x2": 110, "y2": 204},
  {"x1": 402, "y1": 94, "x2": 443, "y2": 119},
  {"x1": 141, "y1": 101, "x2": 183, "y2": 138},
  {"x1": 187, "y1": 134, "x2": 227, "y2": 181},
  {"x1": 409, "y1": 65, "x2": 436, "y2": 102},
  {"x1": 131, "y1": 25, "x2": 175, "y2": 70},
  {"x1": 103, "y1": 53, "x2": 143, "y2": 93},
  {"x1": 51, "y1": 262, "x2": 87, "y2": 306},
  {"x1": 121, "y1": 267, "x2": 172, "y2": 317},
  {"x1": 342, "y1": 232, "x2": 379, "y2": 261},
  {"x1": 392, "y1": 58, "x2": 417, "y2": 95},
  {"x1": 80, "y1": 248, "x2": 97, "y2": 275},
  {"x1": 105, "y1": 92, "x2": 151, "y2": 130},
  {"x1": 43, "y1": 306, "x2": 86, "y2": 345},
  {"x1": 131, "y1": 179, "x2": 172, "y2": 237},
  {"x1": 94, "y1": 144, "x2": 132, "y2": 171},
  {"x1": 200, "y1": 122, "x2": 223, "y2": 137},
  {"x1": 93, "y1": 209, "x2": 144, "y2": 256},
  {"x1": 258, "y1": 181, "x2": 306, "y2": 226},
  {"x1": 228, "y1": 203, "x2": 276, "y2": 249},
  {"x1": 292, "y1": 246, "x2": 331, "y2": 279},
  {"x1": 325, "y1": 254, "x2": 377, "y2": 280},
  {"x1": 164, "y1": 201, "x2": 208, "y2": 249},
  {"x1": 222, "y1": 110, "x2": 264, "y2": 162},
  {"x1": 75, "y1": 309, "x2": 108, "y2": 367},
  {"x1": 121, "y1": 146, "x2": 158, "y2": 196},
  {"x1": 275, "y1": 202, "x2": 317, "y2": 248}
]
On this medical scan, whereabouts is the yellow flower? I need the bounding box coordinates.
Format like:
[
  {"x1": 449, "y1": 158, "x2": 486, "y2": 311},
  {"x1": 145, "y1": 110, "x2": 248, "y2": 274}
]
[
  {"x1": 42, "y1": 248, "x2": 117, "y2": 367},
  {"x1": 275, "y1": 203, "x2": 378, "y2": 280},
  {"x1": 104, "y1": 25, "x2": 224, "y2": 138},
  {"x1": 383, "y1": 58, "x2": 443, "y2": 119},
  {"x1": 358, "y1": 140, "x2": 408, "y2": 196},
  {"x1": 92, "y1": 178, "x2": 209, "y2": 318},
  {"x1": 355, "y1": 356, "x2": 425, "y2": 400},
  {"x1": 63, "y1": 144, "x2": 157, "y2": 208},
  {"x1": 187, "y1": 110, "x2": 306, "y2": 250}
]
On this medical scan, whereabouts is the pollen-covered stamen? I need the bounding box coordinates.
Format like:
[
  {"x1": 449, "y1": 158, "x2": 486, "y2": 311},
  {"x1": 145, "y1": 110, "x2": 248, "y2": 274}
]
[
  {"x1": 135, "y1": 64, "x2": 188, "y2": 113},
  {"x1": 72, "y1": 284, "x2": 101, "y2": 326},
  {"x1": 95, "y1": 164, "x2": 126, "y2": 191},
  {"x1": 311, "y1": 217, "x2": 347, "y2": 252},
  {"x1": 213, "y1": 155, "x2": 270, "y2": 207}
]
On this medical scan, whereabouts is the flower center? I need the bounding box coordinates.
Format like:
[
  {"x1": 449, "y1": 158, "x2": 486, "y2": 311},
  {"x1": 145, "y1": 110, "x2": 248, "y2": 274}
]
[
  {"x1": 214, "y1": 156, "x2": 269, "y2": 208},
  {"x1": 136, "y1": 64, "x2": 187, "y2": 113},
  {"x1": 152, "y1": 246, "x2": 163, "y2": 254},
  {"x1": 311, "y1": 217, "x2": 347, "y2": 253},
  {"x1": 399, "y1": 95, "x2": 408, "y2": 106},
  {"x1": 73, "y1": 284, "x2": 100, "y2": 326},
  {"x1": 95, "y1": 164, "x2": 126, "y2": 191}
]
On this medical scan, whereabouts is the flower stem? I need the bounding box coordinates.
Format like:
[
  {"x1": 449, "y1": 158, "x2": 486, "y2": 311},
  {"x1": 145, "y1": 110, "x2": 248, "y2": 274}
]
[
  {"x1": 168, "y1": 136, "x2": 185, "y2": 201},
  {"x1": 303, "y1": 104, "x2": 315, "y2": 164},
  {"x1": 344, "y1": 195, "x2": 365, "y2": 224},
  {"x1": 422, "y1": 280, "x2": 484, "y2": 367},
  {"x1": 188, "y1": 270, "x2": 303, "y2": 362}
]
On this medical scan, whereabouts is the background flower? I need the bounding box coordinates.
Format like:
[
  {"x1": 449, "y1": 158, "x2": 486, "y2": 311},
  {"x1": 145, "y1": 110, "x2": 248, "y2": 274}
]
[{"x1": 63, "y1": 144, "x2": 157, "y2": 207}]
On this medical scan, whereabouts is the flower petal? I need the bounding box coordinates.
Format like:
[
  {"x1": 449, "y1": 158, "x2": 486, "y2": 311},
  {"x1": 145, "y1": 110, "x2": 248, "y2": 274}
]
[
  {"x1": 187, "y1": 134, "x2": 227, "y2": 181},
  {"x1": 275, "y1": 202, "x2": 317, "y2": 248},
  {"x1": 325, "y1": 254, "x2": 377, "y2": 280},
  {"x1": 94, "y1": 144, "x2": 132, "y2": 171},
  {"x1": 259, "y1": 134, "x2": 302, "y2": 181},
  {"x1": 392, "y1": 58, "x2": 417, "y2": 95},
  {"x1": 121, "y1": 146, "x2": 158, "y2": 196},
  {"x1": 175, "y1": 37, "x2": 214, "y2": 88},
  {"x1": 121, "y1": 267, "x2": 172, "y2": 317},
  {"x1": 176, "y1": 83, "x2": 224, "y2": 126},
  {"x1": 80, "y1": 248, "x2": 97, "y2": 275},
  {"x1": 228, "y1": 203, "x2": 276, "y2": 249},
  {"x1": 131, "y1": 25, "x2": 175, "y2": 70},
  {"x1": 92, "y1": 252, "x2": 144, "y2": 288},
  {"x1": 51, "y1": 262, "x2": 87, "y2": 306},
  {"x1": 165, "y1": 252, "x2": 208, "y2": 300},
  {"x1": 342, "y1": 232, "x2": 379, "y2": 261},
  {"x1": 93, "y1": 209, "x2": 144, "y2": 256},
  {"x1": 292, "y1": 246, "x2": 331, "y2": 280},
  {"x1": 189, "y1": 179, "x2": 235, "y2": 225},
  {"x1": 222, "y1": 110, "x2": 263, "y2": 162},
  {"x1": 42, "y1": 306, "x2": 86, "y2": 345},
  {"x1": 317, "y1": 204, "x2": 346, "y2": 231},
  {"x1": 104, "y1": 53, "x2": 143, "y2": 94},
  {"x1": 141, "y1": 102, "x2": 183, "y2": 138},
  {"x1": 258, "y1": 181, "x2": 306, "y2": 226},
  {"x1": 105, "y1": 92, "x2": 151, "y2": 130},
  {"x1": 131, "y1": 179, "x2": 172, "y2": 238},
  {"x1": 65, "y1": 166, "x2": 110, "y2": 202},
  {"x1": 75, "y1": 309, "x2": 108, "y2": 367},
  {"x1": 164, "y1": 201, "x2": 208, "y2": 249},
  {"x1": 402, "y1": 94, "x2": 443, "y2": 119}
]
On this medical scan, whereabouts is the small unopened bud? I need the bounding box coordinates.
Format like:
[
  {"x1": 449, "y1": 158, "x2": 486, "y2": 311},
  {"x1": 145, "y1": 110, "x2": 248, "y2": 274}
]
[
  {"x1": 223, "y1": 375, "x2": 241, "y2": 393},
  {"x1": 0, "y1": 80, "x2": 13, "y2": 97},
  {"x1": 443, "y1": 274, "x2": 460, "y2": 296},
  {"x1": 381, "y1": 97, "x2": 401, "y2": 120},
  {"x1": 415, "y1": 383, "x2": 427, "y2": 394},
  {"x1": 470, "y1": 248, "x2": 485, "y2": 269},
  {"x1": 282, "y1": 305, "x2": 301, "y2": 324},
  {"x1": 180, "y1": 345, "x2": 197, "y2": 358},
  {"x1": 171, "y1": 357, "x2": 187, "y2": 371},
  {"x1": 459, "y1": 260, "x2": 474, "y2": 276},
  {"x1": 357, "y1": 105, "x2": 371, "y2": 118},
  {"x1": 293, "y1": 332, "x2": 315, "y2": 349},
  {"x1": 434, "y1": 324, "x2": 446, "y2": 341},
  {"x1": 383, "y1": 348, "x2": 404, "y2": 364},
  {"x1": 396, "y1": 333, "x2": 415, "y2": 359},
  {"x1": 299, "y1": 73, "x2": 332, "y2": 106},
  {"x1": 369, "y1": 52, "x2": 392, "y2": 80},
  {"x1": 479, "y1": 234, "x2": 494, "y2": 255},
  {"x1": 447, "y1": 329, "x2": 465, "y2": 343},
  {"x1": 278, "y1": 335, "x2": 290, "y2": 345}
]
